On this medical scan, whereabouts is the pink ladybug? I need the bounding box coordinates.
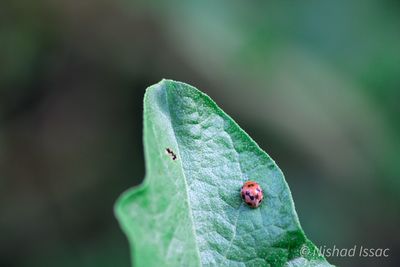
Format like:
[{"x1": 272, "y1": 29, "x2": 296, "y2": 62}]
[{"x1": 241, "y1": 181, "x2": 263, "y2": 208}]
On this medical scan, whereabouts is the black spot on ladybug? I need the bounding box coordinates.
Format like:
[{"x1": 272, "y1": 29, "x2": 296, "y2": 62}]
[
  {"x1": 255, "y1": 194, "x2": 259, "y2": 200},
  {"x1": 245, "y1": 191, "x2": 250, "y2": 196},
  {"x1": 249, "y1": 195, "x2": 255, "y2": 200},
  {"x1": 241, "y1": 193, "x2": 245, "y2": 199},
  {"x1": 259, "y1": 199, "x2": 262, "y2": 203},
  {"x1": 256, "y1": 188, "x2": 261, "y2": 192},
  {"x1": 165, "y1": 148, "x2": 177, "y2": 160},
  {"x1": 248, "y1": 183, "x2": 254, "y2": 187}
]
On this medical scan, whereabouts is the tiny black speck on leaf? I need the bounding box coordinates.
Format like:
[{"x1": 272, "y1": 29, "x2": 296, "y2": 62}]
[{"x1": 165, "y1": 148, "x2": 177, "y2": 160}]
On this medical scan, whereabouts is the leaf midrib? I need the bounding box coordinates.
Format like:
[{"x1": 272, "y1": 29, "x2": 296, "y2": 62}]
[{"x1": 164, "y1": 84, "x2": 202, "y2": 267}]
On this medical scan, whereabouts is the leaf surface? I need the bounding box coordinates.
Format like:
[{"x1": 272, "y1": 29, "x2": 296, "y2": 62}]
[{"x1": 115, "y1": 80, "x2": 333, "y2": 267}]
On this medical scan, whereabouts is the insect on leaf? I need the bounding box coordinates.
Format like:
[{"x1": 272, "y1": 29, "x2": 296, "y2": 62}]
[{"x1": 115, "y1": 79, "x2": 334, "y2": 267}]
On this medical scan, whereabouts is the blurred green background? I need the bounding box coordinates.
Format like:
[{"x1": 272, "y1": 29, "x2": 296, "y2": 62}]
[{"x1": 1, "y1": 0, "x2": 399, "y2": 266}]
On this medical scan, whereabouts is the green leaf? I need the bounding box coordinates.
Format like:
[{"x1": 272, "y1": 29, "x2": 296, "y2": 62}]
[{"x1": 115, "y1": 80, "x2": 333, "y2": 267}]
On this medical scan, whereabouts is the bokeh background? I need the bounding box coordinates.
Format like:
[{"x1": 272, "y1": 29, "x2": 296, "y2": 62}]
[{"x1": 1, "y1": 0, "x2": 399, "y2": 266}]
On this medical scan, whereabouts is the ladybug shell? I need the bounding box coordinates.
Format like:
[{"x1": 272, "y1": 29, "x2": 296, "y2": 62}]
[{"x1": 241, "y1": 181, "x2": 263, "y2": 208}]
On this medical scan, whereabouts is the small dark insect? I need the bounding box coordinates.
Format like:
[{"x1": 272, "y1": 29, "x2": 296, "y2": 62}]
[{"x1": 165, "y1": 148, "x2": 177, "y2": 160}]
